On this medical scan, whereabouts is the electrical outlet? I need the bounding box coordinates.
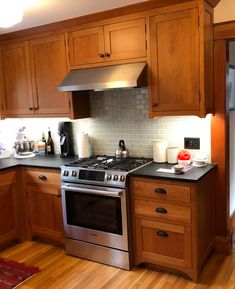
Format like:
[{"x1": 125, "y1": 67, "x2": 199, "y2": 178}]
[{"x1": 184, "y1": 137, "x2": 200, "y2": 150}]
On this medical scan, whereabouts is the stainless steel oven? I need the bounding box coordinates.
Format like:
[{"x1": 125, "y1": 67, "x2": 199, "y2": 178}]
[{"x1": 60, "y1": 157, "x2": 152, "y2": 270}]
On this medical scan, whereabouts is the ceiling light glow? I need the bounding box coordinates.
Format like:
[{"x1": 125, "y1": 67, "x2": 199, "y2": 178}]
[{"x1": 0, "y1": 0, "x2": 23, "y2": 28}]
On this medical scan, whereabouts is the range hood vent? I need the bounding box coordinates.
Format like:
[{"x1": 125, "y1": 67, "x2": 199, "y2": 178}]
[{"x1": 58, "y1": 62, "x2": 147, "y2": 92}]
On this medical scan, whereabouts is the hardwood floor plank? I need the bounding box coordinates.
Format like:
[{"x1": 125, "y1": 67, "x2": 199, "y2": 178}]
[{"x1": 0, "y1": 241, "x2": 234, "y2": 289}]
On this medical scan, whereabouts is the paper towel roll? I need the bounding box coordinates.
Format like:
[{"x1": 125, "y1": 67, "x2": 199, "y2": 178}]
[
  {"x1": 77, "y1": 132, "x2": 90, "y2": 158},
  {"x1": 153, "y1": 140, "x2": 168, "y2": 163}
]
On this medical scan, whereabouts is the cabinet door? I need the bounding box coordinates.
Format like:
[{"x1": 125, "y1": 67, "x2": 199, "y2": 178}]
[
  {"x1": 29, "y1": 34, "x2": 71, "y2": 115},
  {"x1": 68, "y1": 27, "x2": 105, "y2": 66},
  {"x1": 149, "y1": 9, "x2": 200, "y2": 116},
  {"x1": 27, "y1": 185, "x2": 63, "y2": 242},
  {"x1": 135, "y1": 219, "x2": 192, "y2": 268},
  {"x1": 0, "y1": 186, "x2": 17, "y2": 244},
  {"x1": 104, "y1": 18, "x2": 146, "y2": 62},
  {"x1": 0, "y1": 42, "x2": 34, "y2": 116}
]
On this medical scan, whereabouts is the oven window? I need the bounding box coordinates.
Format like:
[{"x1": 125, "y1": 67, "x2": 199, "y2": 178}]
[{"x1": 65, "y1": 191, "x2": 123, "y2": 235}]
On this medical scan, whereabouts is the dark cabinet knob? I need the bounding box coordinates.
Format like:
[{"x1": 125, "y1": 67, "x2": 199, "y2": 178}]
[
  {"x1": 156, "y1": 230, "x2": 168, "y2": 237},
  {"x1": 104, "y1": 53, "x2": 111, "y2": 57},
  {"x1": 98, "y1": 53, "x2": 105, "y2": 58},
  {"x1": 154, "y1": 188, "x2": 167, "y2": 194},
  {"x1": 29, "y1": 107, "x2": 34, "y2": 111},
  {"x1": 155, "y1": 207, "x2": 167, "y2": 214},
  {"x1": 39, "y1": 175, "x2": 47, "y2": 181},
  {"x1": 152, "y1": 103, "x2": 158, "y2": 108}
]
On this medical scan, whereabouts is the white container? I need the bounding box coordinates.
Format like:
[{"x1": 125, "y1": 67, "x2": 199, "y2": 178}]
[
  {"x1": 153, "y1": 140, "x2": 168, "y2": 163},
  {"x1": 77, "y1": 132, "x2": 90, "y2": 158},
  {"x1": 167, "y1": 146, "x2": 179, "y2": 164}
]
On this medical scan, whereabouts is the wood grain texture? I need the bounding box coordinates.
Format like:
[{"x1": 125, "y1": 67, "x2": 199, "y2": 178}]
[
  {"x1": 0, "y1": 41, "x2": 34, "y2": 116},
  {"x1": 29, "y1": 34, "x2": 71, "y2": 116},
  {"x1": 149, "y1": 8, "x2": 200, "y2": 116},
  {"x1": 0, "y1": 240, "x2": 234, "y2": 288}
]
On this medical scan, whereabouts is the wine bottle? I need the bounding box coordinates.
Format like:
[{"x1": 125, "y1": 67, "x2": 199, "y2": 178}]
[{"x1": 47, "y1": 127, "x2": 54, "y2": 155}]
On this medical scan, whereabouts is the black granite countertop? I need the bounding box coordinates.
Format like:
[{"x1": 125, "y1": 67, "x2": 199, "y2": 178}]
[
  {"x1": 129, "y1": 162, "x2": 216, "y2": 182},
  {"x1": 0, "y1": 155, "x2": 78, "y2": 171}
]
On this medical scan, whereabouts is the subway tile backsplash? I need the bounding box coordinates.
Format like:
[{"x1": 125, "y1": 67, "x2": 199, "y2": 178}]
[{"x1": 0, "y1": 88, "x2": 211, "y2": 160}]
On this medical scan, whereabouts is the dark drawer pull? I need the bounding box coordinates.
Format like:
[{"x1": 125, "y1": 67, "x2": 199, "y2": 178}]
[
  {"x1": 98, "y1": 53, "x2": 105, "y2": 58},
  {"x1": 154, "y1": 188, "x2": 167, "y2": 194},
  {"x1": 39, "y1": 175, "x2": 47, "y2": 181},
  {"x1": 155, "y1": 207, "x2": 167, "y2": 214},
  {"x1": 105, "y1": 52, "x2": 111, "y2": 57},
  {"x1": 156, "y1": 230, "x2": 168, "y2": 237}
]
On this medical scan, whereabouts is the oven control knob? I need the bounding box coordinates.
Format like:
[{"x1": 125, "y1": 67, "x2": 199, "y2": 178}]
[
  {"x1": 113, "y1": 175, "x2": 118, "y2": 181},
  {"x1": 63, "y1": 170, "x2": 69, "y2": 177},
  {"x1": 72, "y1": 171, "x2": 77, "y2": 177},
  {"x1": 106, "y1": 174, "x2": 112, "y2": 181},
  {"x1": 120, "y1": 175, "x2": 125, "y2": 182}
]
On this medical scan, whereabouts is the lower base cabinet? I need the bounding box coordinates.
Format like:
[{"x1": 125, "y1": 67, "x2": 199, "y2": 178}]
[
  {"x1": 0, "y1": 171, "x2": 18, "y2": 245},
  {"x1": 25, "y1": 168, "x2": 64, "y2": 244},
  {"x1": 130, "y1": 168, "x2": 215, "y2": 282}
]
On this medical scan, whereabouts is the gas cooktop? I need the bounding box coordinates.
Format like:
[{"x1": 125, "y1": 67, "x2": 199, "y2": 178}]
[
  {"x1": 61, "y1": 156, "x2": 152, "y2": 188},
  {"x1": 65, "y1": 156, "x2": 152, "y2": 172}
]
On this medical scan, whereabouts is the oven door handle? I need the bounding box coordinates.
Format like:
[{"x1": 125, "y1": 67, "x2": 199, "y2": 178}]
[{"x1": 61, "y1": 185, "x2": 123, "y2": 197}]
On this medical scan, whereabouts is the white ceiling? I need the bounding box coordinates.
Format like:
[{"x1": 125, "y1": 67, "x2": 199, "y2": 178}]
[{"x1": 0, "y1": 0, "x2": 147, "y2": 35}]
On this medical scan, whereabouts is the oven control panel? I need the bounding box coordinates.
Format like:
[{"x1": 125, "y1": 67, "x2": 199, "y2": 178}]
[{"x1": 61, "y1": 166, "x2": 127, "y2": 188}]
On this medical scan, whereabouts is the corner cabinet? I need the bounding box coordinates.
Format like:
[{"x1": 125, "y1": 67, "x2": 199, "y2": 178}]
[
  {"x1": 0, "y1": 34, "x2": 90, "y2": 119},
  {"x1": 148, "y1": 3, "x2": 214, "y2": 117},
  {"x1": 67, "y1": 18, "x2": 147, "y2": 68},
  {"x1": 130, "y1": 168, "x2": 215, "y2": 282},
  {"x1": 0, "y1": 171, "x2": 18, "y2": 245}
]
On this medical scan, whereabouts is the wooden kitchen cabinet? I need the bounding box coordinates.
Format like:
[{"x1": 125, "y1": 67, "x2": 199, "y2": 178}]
[
  {"x1": 28, "y1": 34, "x2": 71, "y2": 116},
  {"x1": 25, "y1": 168, "x2": 64, "y2": 244},
  {"x1": 0, "y1": 34, "x2": 90, "y2": 119},
  {"x1": 68, "y1": 18, "x2": 147, "y2": 68},
  {"x1": 130, "y1": 169, "x2": 215, "y2": 282},
  {"x1": 148, "y1": 3, "x2": 214, "y2": 117},
  {"x1": 0, "y1": 41, "x2": 34, "y2": 116},
  {"x1": 0, "y1": 171, "x2": 18, "y2": 245}
]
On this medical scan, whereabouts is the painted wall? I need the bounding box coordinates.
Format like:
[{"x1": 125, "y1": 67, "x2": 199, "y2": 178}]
[
  {"x1": 0, "y1": 88, "x2": 211, "y2": 161},
  {"x1": 214, "y1": 0, "x2": 235, "y2": 23}
]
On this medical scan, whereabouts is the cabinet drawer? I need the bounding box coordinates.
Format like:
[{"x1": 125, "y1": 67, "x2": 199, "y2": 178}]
[
  {"x1": 132, "y1": 179, "x2": 190, "y2": 204},
  {"x1": 25, "y1": 169, "x2": 60, "y2": 187},
  {"x1": 135, "y1": 200, "x2": 191, "y2": 224},
  {"x1": 0, "y1": 171, "x2": 16, "y2": 186},
  {"x1": 135, "y1": 219, "x2": 192, "y2": 268}
]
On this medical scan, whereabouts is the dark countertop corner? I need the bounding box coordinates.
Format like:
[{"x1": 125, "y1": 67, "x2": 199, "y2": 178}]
[
  {"x1": 129, "y1": 162, "x2": 216, "y2": 182},
  {"x1": 0, "y1": 154, "x2": 78, "y2": 171}
]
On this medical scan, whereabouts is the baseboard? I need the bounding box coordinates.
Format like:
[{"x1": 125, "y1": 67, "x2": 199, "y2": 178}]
[{"x1": 215, "y1": 234, "x2": 233, "y2": 255}]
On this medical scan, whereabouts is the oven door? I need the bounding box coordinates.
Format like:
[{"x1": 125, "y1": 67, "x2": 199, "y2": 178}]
[{"x1": 61, "y1": 183, "x2": 129, "y2": 251}]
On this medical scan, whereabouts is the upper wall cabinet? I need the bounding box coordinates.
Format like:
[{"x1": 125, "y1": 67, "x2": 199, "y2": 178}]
[
  {"x1": 148, "y1": 3, "x2": 213, "y2": 118},
  {"x1": 0, "y1": 41, "x2": 34, "y2": 116},
  {"x1": 67, "y1": 18, "x2": 147, "y2": 68},
  {"x1": 0, "y1": 34, "x2": 90, "y2": 119},
  {"x1": 28, "y1": 34, "x2": 71, "y2": 116}
]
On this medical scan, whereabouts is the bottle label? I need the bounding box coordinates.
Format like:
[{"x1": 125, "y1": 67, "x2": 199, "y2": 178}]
[{"x1": 47, "y1": 145, "x2": 51, "y2": 152}]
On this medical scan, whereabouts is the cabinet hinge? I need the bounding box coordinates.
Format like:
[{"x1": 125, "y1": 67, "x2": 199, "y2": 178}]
[
  {"x1": 145, "y1": 40, "x2": 147, "y2": 50},
  {"x1": 145, "y1": 24, "x2": 147, "y2": 34}
]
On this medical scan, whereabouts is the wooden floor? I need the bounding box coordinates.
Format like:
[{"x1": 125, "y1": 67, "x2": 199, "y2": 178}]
[{"x1": 0, "y1": 241, "x2": 235, "y2": 289}]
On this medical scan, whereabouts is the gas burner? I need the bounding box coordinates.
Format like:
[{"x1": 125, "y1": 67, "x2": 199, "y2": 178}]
[{"x1": 65, "y1": 156, "x2": 152, "y2": 172}]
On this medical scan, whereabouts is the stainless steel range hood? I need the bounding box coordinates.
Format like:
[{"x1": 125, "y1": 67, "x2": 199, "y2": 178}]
[{"x1": 58, "y1": 62, "x2": 147, "y2": 92}]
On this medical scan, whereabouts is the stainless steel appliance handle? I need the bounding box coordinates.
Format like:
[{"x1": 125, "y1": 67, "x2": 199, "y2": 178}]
[{"x1": 61, "y1": 185, "x2": 123, "y2": 197}]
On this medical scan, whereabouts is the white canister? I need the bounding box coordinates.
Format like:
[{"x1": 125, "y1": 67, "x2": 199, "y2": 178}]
[
  {"x1": 167, "y1": 146, "x2": 179, "y2": 164},
  {"x1": 153, "y1": 140, "x2": 168, "y2": 163}
]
